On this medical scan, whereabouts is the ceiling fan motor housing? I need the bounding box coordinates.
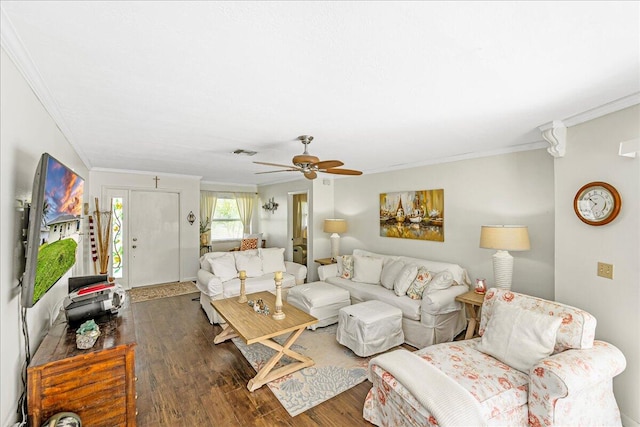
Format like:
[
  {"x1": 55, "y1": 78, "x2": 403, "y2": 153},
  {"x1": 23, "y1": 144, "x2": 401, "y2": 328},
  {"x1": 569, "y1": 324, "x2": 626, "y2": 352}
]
[{"x1": 292, "y1": 154, "x2": 320, "y2": 167}]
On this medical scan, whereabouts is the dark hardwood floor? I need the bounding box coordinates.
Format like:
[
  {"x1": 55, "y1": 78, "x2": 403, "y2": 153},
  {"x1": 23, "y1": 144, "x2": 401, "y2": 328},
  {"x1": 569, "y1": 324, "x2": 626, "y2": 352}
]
[{"x1": 132, "y1": 292, "x2": 375, "y2": 426}]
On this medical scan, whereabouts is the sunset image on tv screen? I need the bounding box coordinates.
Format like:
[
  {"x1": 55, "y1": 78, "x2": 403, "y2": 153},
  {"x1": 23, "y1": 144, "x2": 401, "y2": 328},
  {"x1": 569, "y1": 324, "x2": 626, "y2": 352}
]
[{"x1": 32, "y1": 156, "x2": 84, "y2": 304}]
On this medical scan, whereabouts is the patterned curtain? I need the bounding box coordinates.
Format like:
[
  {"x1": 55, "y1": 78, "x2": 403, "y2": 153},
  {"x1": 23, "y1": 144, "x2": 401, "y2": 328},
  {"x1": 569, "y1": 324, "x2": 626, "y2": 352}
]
[{"x1": 234, "y1": 192, "x2": 256, "y2": 234}]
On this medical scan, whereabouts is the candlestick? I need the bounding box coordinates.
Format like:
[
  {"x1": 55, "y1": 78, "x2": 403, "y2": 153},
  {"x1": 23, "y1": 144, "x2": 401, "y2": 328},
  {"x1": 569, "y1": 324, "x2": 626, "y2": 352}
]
[
  {"x1": 272, "y1": 272, "x2": 285, "y2": 320},
  {"x1": 238, "y1": 270, "x2": 247, "y2": 303}
]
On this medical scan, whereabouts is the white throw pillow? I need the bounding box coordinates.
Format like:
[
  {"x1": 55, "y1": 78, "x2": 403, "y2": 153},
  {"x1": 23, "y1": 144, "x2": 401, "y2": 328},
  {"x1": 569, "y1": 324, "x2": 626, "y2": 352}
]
[
  {"x1": 208, "y1": 253, "x2": 238, "y2": 282},
  {"x1": 352, "y1": 255, "x2": 383, "y2": 284},
  {"x1": 380, "y1": 260, "x2": 405, "y2": 290},
  {"x1": 477, "y1": 302, "x2": 562, "y2": 373},
  {"x1": 260, "y1": 247, "x2": 286, "y2": 274},
  {"x1": 424, "y1": 270, "x2": 455, "y2": 295},
  {"x1": 393, "y1": 264, "x2": 419, "y2": 296},
  {"x1": 235, "y1": 252, "x2": 263, "y2": 277}
]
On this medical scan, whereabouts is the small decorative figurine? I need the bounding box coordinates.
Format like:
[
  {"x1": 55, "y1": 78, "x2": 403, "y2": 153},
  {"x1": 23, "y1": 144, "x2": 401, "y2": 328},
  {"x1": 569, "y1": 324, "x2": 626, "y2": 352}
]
[
  {"x1": 247, "y1": 298, "x2": 270, "y2": 315},
  {"x1": 475, "y1": 278, "x2": 487, "y2": 294}
]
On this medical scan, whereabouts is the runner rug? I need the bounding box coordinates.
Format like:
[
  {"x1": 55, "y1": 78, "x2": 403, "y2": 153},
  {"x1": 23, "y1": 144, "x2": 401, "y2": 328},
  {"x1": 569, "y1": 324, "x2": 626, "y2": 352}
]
[
  {"x1": 128, "y1": 281, "x2": 198, "y2": 303},
  {"x1": 232, "y1": 324, "x2": 385, "y2": 417}
]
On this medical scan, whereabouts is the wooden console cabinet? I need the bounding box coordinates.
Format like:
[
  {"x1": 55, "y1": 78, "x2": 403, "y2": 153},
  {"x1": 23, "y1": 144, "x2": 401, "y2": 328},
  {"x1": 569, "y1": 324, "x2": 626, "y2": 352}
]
[{"x1": 28, "y1": 301, "x2": 137, "y2": 427}]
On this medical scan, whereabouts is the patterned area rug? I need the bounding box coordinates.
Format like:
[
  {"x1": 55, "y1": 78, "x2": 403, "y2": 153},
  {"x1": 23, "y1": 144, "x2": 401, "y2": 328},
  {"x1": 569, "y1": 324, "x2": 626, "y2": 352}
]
[
  {"x1": 128, "y1": 281, "x2": 198, "y2": 303},
  {"x1": 233, "y1": 324, "x2": 386, "y2": 417}
]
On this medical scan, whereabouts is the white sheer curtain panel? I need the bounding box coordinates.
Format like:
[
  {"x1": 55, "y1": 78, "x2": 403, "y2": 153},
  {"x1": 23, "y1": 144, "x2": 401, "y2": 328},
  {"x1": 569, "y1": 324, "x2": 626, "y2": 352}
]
[{"x1": 234, "y1": 192, "x2": 256, "y2": 234}]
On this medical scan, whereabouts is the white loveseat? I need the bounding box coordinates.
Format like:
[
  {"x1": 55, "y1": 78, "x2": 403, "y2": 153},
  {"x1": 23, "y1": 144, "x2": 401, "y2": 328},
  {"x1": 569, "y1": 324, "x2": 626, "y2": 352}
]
[
  {"x1": 318, "y1": 249, "x2": 470, "y2": 349},
  {"x1": 196, "y1": 247, "x2": 307, "y2": 324}
]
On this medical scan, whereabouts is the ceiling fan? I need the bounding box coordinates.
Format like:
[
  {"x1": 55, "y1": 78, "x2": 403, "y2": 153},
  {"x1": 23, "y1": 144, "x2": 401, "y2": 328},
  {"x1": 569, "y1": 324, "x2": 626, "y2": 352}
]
[{"x1": 254, "y1": 135, "x2": 363, "y2": 180}]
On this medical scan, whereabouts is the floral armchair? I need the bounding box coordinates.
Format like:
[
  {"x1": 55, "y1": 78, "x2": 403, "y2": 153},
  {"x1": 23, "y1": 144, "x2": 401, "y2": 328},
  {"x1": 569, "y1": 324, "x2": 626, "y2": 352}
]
[{"x1": 364, "y1": 288, "x2": 626, "y2": 426}]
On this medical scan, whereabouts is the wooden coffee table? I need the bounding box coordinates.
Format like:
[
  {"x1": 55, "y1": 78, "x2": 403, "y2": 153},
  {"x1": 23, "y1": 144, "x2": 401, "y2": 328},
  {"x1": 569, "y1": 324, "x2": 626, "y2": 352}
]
[{"x1": 211, "y1": 291, "x2": 318, "y2": 391}]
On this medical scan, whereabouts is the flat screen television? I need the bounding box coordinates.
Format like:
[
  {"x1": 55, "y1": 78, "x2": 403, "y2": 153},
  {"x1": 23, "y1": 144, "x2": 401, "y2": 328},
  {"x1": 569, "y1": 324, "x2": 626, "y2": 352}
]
[{"x1": 21, "y1": 153, "x2": 84, "y2": 308}]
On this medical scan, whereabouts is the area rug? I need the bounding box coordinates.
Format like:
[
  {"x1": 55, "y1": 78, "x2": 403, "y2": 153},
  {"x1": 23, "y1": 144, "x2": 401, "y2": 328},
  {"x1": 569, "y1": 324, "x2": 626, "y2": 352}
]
[
  {"x1": 128, "y1": 281, "x2": 198, "y2": 303},
  {"x1": 232, "y1": 324, "x2": 386, "y2": 417}
]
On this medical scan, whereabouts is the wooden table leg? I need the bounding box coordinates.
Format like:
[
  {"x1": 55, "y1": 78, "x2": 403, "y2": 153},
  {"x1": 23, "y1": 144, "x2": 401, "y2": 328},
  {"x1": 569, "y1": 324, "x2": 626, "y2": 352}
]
[
  {"x1": 246, "y1": 326, "x2": 314, "y2": 392},
  {"x1": 213, "y1": 323, "x2": 238, "y2": 344},
  {"x1": 464, "y1": 303, "x2": 479, "y2": 340}
]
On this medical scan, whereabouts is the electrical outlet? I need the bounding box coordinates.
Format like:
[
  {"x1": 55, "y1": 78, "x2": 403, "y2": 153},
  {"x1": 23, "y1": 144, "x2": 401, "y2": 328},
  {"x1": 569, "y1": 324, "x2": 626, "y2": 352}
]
[{"x1": 597, "y1": 262, "x2": 614, "y2": 279}]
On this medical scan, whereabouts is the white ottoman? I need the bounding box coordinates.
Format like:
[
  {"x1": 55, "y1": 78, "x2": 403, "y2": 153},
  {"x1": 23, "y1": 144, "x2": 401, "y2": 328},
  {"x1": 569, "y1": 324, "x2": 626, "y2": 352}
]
[
  {"x1": 286, "y1": 281, "x2": 351, "y2": 330},
  {"x1": 337, "y1": 300, "x2": 404, "y2": 357}
]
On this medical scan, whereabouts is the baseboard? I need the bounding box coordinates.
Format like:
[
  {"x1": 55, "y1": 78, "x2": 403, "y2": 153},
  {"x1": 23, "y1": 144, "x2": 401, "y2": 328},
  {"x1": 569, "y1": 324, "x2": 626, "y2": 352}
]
[{"x1": 622, "y1": 412, "x2": 639, "y2": 427}]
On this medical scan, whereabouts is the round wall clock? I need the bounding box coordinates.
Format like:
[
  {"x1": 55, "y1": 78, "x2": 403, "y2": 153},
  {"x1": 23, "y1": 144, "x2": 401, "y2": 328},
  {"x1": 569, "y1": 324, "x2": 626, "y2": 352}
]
[{"x1": 573, "y1": 181, "x2": 621, "y2": 226}]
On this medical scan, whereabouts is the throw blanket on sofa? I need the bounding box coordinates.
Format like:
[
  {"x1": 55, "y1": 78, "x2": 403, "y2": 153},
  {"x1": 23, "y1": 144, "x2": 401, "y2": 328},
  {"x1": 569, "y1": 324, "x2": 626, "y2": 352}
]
[{"x1": 369, "y1": 349, "x2": 486, "y2": 427}]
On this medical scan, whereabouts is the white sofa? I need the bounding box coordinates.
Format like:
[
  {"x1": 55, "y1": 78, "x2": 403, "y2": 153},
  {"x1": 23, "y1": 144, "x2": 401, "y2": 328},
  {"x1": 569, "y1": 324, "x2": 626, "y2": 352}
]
[
  {"x1": 318, "y1": 249, "x2": 470, "y2": 349},
  {"x1": 196, "y1": 247, "x2": 307, "y2": 324}
]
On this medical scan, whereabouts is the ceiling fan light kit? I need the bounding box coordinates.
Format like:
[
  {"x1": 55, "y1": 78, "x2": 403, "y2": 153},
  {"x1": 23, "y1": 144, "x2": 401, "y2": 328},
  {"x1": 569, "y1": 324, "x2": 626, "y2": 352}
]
[{"x1": 254, "y1": 135, "x2": 363, "y2": 180}]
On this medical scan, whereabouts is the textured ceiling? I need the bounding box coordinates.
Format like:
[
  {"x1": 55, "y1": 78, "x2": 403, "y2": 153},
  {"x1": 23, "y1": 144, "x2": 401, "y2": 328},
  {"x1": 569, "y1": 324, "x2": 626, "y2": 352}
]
[{"x1": 2, "y1": 1, "x2": 639, "y2": 185}]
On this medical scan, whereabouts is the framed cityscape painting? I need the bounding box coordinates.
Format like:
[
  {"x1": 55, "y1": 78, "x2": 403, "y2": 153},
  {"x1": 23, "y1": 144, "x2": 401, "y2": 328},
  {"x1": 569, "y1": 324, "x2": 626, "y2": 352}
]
[{"x1": 379, "y1": 189, "x2": 444, "y2": 242}]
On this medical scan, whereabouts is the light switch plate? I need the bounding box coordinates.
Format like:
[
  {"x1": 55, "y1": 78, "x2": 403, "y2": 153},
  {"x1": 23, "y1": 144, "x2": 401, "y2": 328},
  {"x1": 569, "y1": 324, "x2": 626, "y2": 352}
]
[{"x1": 597, "y1": 262, "x2": 614, "y2": 279}]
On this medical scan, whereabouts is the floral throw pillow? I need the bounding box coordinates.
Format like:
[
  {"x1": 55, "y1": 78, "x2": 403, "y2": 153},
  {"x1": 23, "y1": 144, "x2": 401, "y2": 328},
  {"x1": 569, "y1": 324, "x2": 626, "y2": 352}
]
[
  {"x1": 406, "y1": 267, "x2": 433, "y2": 300},
  {"x1": 240, "y1": 238, "x2": 258, "y2": 251},
  {"x1": 340, "y1": 255, "x2": 354, "y2": 279}
]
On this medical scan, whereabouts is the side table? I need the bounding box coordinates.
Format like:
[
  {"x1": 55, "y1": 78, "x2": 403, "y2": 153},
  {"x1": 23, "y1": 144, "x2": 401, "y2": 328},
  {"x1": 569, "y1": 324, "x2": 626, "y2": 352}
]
[
  {"x1": 455, "y1": 290, "x2": 485, "y2": 340},
  {"x1": 314, "y1": 257, "x2": 337, "y2": 266}
]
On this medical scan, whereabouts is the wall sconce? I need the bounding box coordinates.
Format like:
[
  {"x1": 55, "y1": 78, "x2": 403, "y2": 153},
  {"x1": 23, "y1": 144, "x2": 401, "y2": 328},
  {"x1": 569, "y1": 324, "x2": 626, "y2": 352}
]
[
  {"x1": 187, "y1": 211, "x2": 196, "y2": 225},
  {"x1": 262, "y1": 197, "x2": 279, "y2": 213}
]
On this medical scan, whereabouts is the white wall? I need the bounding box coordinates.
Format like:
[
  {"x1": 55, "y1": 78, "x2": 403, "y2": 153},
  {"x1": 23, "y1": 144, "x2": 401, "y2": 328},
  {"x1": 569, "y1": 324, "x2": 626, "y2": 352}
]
[
  {"x1": 333, "y1": 149, "x2": 555, "y2": 299},
  {"x1": 1, "y1": 48, "x2": 90, "y2": 427},
  {"x1": 555, "y1": 105, "x2": 639, "y2": 427},
  {"x1": 89, "y1": 170, "x2": 200, "y2": 283}
]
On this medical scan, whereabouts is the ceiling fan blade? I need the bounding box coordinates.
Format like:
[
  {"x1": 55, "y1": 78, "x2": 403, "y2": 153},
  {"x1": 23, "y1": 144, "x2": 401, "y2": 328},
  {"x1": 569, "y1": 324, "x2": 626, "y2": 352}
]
[
  {"x1": 304, "y1": 171, "x2": 318, "y2": 180},
  {"x1": 253, "y1": 161, "x2": 301, "y2": 170},
  {"x1": 323, "y1": 168, "x2": 363, "y2": 176},
  {"x1": 314, "y1": 160, "x2": 344, "y2": 169},
  {"x1": 255, "y1": 169, "x2": 299, "y2": 174}
]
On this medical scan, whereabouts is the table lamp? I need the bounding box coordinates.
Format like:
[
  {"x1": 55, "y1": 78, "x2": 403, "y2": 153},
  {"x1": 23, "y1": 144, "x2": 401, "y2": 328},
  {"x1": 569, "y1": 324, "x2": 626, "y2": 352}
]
[
  {"x1": 479, "y1": 225, "x2": 530, "y2": 290},
  {"x1": 324, "y1": 219, "x2": 347, "y2": 261}
]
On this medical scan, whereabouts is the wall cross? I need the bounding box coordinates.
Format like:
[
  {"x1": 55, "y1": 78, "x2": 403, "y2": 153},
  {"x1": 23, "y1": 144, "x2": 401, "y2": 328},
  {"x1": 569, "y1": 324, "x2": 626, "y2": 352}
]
[{"x1": 153, "y1": 176, "x2": 160, "y2": 188}]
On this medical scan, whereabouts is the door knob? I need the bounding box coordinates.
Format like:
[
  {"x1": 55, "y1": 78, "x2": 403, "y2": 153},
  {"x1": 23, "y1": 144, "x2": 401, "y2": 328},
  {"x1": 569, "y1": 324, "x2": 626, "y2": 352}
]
[{"x1": 132, "y1": 245, "x2": 137, "y2": 249}]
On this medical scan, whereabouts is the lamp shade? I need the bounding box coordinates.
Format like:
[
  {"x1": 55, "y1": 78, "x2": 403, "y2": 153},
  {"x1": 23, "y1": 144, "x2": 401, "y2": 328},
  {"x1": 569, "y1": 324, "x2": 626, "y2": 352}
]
[
  {"x1": 324, "y1": 219, "x2": 347, "y2": 234},
  {"x1": 479, "y1": 225, "x2": 530, "y2": 251}
]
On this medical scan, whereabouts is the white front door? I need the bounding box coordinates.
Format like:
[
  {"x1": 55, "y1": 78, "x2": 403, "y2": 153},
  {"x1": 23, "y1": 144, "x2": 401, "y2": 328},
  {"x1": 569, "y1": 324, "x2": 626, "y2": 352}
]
[{"x1": 129, "y1": 190, "x2": 180, "y2": 287}]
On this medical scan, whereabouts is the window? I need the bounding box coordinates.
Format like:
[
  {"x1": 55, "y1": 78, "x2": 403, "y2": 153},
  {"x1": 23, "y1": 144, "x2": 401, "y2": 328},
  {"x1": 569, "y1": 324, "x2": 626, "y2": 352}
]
[
  {"x1": 111, "y1": 197, "x2": 124, "y2": 279},
  {"x1": 210, "y1": 198, "x2": 243, "y2": 240}
]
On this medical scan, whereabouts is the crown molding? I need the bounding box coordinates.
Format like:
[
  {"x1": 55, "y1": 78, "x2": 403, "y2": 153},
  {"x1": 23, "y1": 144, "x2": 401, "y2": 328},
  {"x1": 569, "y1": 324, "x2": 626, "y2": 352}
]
[
  {"x1": 364, "y1": 141, "x2": 549, "y2": 176},
  {"x1": 1, "y1": 7, "x2": 93, "y2": 170},
  {"x1": 538, "y1": 93, "x2": 640, "y2": 158},
  {"x1": 563, "y1": 93, "x2": 640, "y2": 127},
  {"x1": 90, "y1": 167, "x2": 202, "y2": 180}
]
